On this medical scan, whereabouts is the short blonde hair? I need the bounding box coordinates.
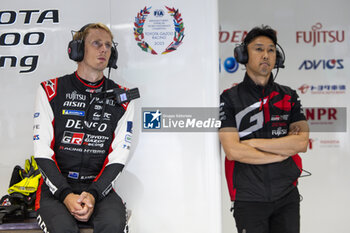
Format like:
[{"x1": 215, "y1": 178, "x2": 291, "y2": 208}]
[{"x1": 73, "y1": 23, "x2": 113, "y2": 41}]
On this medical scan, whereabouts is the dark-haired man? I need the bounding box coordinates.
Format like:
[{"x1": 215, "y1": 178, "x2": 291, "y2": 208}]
[
  {"x1": 219, "y1": 25, "x2": 309, "y2": 233},
  {"x1": 33, "y1": 23, "x2": 134, "y2": 233}
]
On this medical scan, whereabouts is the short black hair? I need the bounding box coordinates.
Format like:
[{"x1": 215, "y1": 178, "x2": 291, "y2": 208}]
[{"x1": 244, "y1": 25, "x2": 277, "y2": 46}]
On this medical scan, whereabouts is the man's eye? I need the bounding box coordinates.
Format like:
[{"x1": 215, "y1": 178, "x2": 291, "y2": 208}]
[
  {"x1": 92, "y1": 41, "x2": 102, "y2": 47},
  {"x1": 105, "y1": 43, "x2": 112, "y2": 50},
  {"x1": 256, "y1": 48, "x2": 263, "y2": 51}
]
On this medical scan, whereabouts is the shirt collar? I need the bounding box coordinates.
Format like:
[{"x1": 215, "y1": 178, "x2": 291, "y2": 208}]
[
  {"x1": 242, "y1": 72, "x2": 274, "y2": 92},
  {"x1": 72, "y1": 71, "x2": 106, "y2": 94}
]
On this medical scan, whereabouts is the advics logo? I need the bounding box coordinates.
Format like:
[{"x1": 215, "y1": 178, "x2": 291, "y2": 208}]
[
  {"x1": 143, "y1": 110, "x2": 161, "y2": 129},
  {"x1": 299, "y1": 59, "x2": 344, "y2": 70}
]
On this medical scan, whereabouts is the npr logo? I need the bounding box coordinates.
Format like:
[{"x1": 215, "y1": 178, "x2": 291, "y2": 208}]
[
  {"x1": 305, "y1": 108, "x2": 337, "y2": 120},
  {"x1": 62, "y1": 131, "x2": 85, "y2": 145},
  {"x1": 305, "y1": 107, "x2": 346, "y2": 132}
]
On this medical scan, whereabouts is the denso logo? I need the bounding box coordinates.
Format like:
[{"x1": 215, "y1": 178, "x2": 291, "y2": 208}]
[
  {"x1": 296, "y1": 22, "x2": 345, "y2": 46},
  {"x1": 219, "y1": 29, "x2": 248, "y2": 43},
  {"x1": 299, "y1": 59, "x2": 344, "y2": 70},
  {"x1": 65, "y1": 119, "x2": 107, "y2": 132}
]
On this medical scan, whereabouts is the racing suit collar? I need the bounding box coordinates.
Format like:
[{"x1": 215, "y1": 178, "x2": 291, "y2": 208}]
[
  {"x1": 72, "y1": 72, "x2": 106, "y2": 94},
  {"x1": 242, "y1": 72, "x2": 274, "y2": 92}
]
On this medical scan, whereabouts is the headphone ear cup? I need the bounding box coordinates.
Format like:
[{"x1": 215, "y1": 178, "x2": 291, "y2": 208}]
[
  {"x1": 234, "y1": 45, "x2": 248, "y2": 64},
  {"x1": 275, "y1": 49, "x2": 285, "y2": 68},
  {"x1": 108, "y1": 46, "x2": 118, "y2": 69},
  {"x1": 68, "y1": 40, "x2": 84, "y2": 62}
]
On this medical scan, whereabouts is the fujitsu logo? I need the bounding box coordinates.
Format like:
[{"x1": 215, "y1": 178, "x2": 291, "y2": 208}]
[
  {"x1": 296, "y1": 22, "x2": 345, "y2": 46},
  {"x1": 66, "y1": 91, "x2": 86, "y2": 101}
]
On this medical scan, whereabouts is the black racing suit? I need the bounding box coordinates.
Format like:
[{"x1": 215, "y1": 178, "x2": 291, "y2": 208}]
[
  {"x1": 220, "y1": 73, "x2": 306, "y2": 233},
  {"x1": 33, "y1": 72, "x2": 134, "y2": 233}
]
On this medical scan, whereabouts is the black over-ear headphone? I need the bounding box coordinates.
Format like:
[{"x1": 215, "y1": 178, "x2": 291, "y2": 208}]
[
  {"x1": 234, "y1": 42, "x2": 285, "y2": 68},
  {"x1": 68, "y1": 23, "x2": 118, "y2": 69}
]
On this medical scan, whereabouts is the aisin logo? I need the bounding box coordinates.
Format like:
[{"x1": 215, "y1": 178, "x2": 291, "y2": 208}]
[{"x1": 143, "y1": 110, "x2": 162, "y2": 129}]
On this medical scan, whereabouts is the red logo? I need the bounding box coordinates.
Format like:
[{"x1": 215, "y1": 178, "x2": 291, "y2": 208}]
[
  {"x1": 308, "y1": 138, "x2": 314, "y2": 150},
  {"x1": 261, "y1": 92, "x2": 292, "y2": 123},
  {"x1": 296, "y1": 23, "x2": 345, "y2": 46},
  {"x1": 305, "y1": 108, "x2": 337, "y2": 120},
  {"x1": 42, "y1": 78, "x2": 58, "y2": 101},
  {"x1": 219, "y1": 29, "x2": 248, "y2": 43},
  {"x1": 298, "y1": 84, "x2": 310, "y2": 94},
  {"x1": 62, "y1": 131, "x2": 85, "y2": 145}
]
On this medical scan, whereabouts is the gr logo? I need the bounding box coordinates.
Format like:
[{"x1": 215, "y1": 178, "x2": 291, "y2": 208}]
[
  {"x1": 143, "y1": 110, "x2": 161, "y2": 129},
  {"x1": 62, "y1": 131, "x2": 85, "y2": 145}
]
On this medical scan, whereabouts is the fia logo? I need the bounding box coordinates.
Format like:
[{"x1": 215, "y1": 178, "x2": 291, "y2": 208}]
[
  {"x1": 154, "y1": 9, "x2": 164, "y2": 17},
  {"x1": 143, "y1": 110, "x2": 161, "y2": 129}
]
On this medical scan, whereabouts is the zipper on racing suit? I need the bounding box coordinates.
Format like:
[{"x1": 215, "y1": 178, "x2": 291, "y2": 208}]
[{"x1": 261, "y1": 88, "x2": 272, "y2": 202}]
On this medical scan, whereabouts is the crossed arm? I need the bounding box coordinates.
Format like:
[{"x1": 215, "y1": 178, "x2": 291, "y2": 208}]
[{"x1": 219, "y1": 120, "x2": 309, "y2": 165}]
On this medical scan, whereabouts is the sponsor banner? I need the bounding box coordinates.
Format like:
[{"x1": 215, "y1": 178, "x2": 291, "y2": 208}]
[
  {"x1": 298, "y1": 84, "x2": 346, "y2": 94},
  {"x1": 142, "y1": 108, "x2": 221, "y2": 132},
  {"x1": 305, "y1": 107, "x2": 346, "y2": 132},
  {"x1": 298, "y1": 59, "x2": 344, "y2": 70},
  {"x1": 0, "y1": 9, "x2": 59, "y2": 74},
  {"x1": 219, "y1": 28, "x2": 247, "y2": 44},
  {"x1": 308, "y1": 137, "x2": 342, "y2": 149},
  {"x1": 296, "y1": 22, "x2": 345, "y2": 47}
]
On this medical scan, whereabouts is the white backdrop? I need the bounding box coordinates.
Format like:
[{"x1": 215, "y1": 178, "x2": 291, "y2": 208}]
[
  {"x1": 0, "y1": 0, "x2": 221, "y2": 233},
  {"x1": 2, "y1": 0, "x2": 349, "y2": 233},
  {"x1": 219, "y1": 1, "x2": 350, "y2": 233}
]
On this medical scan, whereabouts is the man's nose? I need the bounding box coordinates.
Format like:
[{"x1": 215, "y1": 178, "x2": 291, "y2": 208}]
[
  {"x1": 263, "y1": 50, "x2": 269, "y2": 59},
  {"x1": 100, "y1": 44, "x2": 110, "y2": 53}
]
